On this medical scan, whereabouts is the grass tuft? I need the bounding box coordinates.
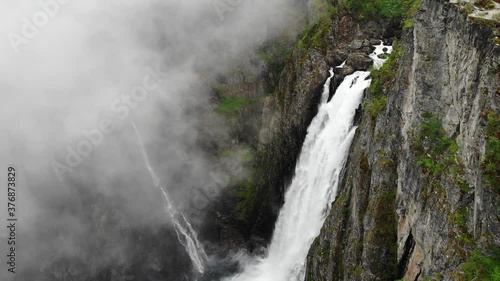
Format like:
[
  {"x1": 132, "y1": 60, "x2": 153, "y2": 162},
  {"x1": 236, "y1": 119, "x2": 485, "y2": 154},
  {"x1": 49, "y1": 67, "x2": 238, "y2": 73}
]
[{"x1": 216, "y1": 97, "x2": 258, "y2": 114}]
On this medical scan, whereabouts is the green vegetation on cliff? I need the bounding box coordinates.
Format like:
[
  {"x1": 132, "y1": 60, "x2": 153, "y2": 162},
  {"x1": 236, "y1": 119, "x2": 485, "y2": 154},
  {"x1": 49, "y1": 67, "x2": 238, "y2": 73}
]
[
  {"x1": 460, "y1": 247, "x2": 500, "y2": 281},
  {"x1": 342, "y1": 0, "x2": 420, "y2": 25},
  {"x1": 482, "y1": 110, "x2": 500, "y2": 195},
  {"x1": 216, "y1": 97, "x2": 260, "y2": 114},
  {"x1": 365, "y1": 42, "x2": 402, "y2": 118},
  {"x1": 413, "y1": 113, "x2": 458, "y2": 176},
  {"x1": 298, "y1": 4, "x2": 337, "y2": 51},
  {"x1": 412, "y1": 114, "x2": 476, "y2": 249},
  {"x1": 234, "y1": 181, "x2": 257, "y2": 222},
  {"x1": 298, "y1": 16, "x2": 332, "y2": 51},
  {"x1": 257, "y1": 39, "x2": 294, "y2": 93},
  {"x1": 412, "y1": 113, "x2": 473, "y2": 200}
]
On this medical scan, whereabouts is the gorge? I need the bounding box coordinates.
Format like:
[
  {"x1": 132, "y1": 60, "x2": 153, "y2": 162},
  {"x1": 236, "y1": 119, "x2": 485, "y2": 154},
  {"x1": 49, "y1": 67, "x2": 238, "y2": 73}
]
[{"x1": 2, "y1": 0, "x2": 499, "y2": 280}]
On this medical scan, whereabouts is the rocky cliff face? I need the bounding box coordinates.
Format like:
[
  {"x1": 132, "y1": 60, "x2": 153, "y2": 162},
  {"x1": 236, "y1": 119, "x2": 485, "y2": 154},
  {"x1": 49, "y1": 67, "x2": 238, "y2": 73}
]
[
  {"x1": 305, "y1": 0, "x2": 499, "y2": 280},
  {"x1": 191, "y1": 0, "x2": 499, "y2": 278},
  {"x1": 249, "y1": 47, "x2": 330, "y2": 239},
  {"x1": 246, "y1": 6, "x2": 401, "y2": 241}
]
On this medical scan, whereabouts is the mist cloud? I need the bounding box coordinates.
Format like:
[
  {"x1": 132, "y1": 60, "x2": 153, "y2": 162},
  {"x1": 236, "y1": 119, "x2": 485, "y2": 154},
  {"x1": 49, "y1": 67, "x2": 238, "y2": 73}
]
[{"x1": 0, "y1": 0, "x2": 299, "y2": 279}]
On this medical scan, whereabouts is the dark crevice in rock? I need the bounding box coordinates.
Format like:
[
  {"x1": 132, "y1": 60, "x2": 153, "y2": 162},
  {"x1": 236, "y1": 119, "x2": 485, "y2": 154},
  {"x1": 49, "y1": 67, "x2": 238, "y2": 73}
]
[
  {"x1": 399, "y1": 230, "x2": 416, "y2": 278},
  {"x1": 352, "y1": 103, "x2": 364, "y2": 128},
  {"x1": 414, "y1": 270, "x2": 422, "y2": 281}
]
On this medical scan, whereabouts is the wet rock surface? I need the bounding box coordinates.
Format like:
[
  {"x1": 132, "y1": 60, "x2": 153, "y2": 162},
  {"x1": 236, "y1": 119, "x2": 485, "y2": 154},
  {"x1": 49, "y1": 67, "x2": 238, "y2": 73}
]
[{"x1": 305, "y1": 0, "x2": 499, "y2": 280}]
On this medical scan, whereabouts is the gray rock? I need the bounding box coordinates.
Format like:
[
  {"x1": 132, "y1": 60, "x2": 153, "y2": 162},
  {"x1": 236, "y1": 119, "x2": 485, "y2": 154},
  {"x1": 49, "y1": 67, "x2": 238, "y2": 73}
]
[
  {"x1": 351, "y1": 39, "x2": 364, "y2": 50},
  {"x1": 328, "y1": 49, "x2": 349, "y2": 66},
  {"x1": 346, "y1": 53, "x2": 373, "y2": 71},
  {"x1": 341, "y1": 65, "x2": 355, "y2": 76}
]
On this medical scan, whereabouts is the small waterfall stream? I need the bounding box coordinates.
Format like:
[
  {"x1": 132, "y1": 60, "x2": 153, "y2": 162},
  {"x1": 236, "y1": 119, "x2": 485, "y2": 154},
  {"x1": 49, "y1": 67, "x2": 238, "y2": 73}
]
[{"x1": 132, "y1": 123, "x2": 208, "y2": 274}]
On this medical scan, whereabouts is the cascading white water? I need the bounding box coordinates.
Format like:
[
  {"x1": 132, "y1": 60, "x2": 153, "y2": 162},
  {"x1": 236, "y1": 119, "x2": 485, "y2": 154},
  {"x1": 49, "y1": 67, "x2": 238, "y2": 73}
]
[
  {"x1": 132, "y1": 123, "x2": 208, "y2": 274},
  {"x1": 227, "y1": 65, "x2": 384, "y2": 281}
]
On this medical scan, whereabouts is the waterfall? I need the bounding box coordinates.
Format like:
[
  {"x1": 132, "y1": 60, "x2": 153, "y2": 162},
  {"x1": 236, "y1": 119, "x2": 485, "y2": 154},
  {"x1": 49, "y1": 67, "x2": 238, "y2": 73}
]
[
  {"x1": 131, "y1": 123, "x2": 208, "y2": 274},
  {"x1": 227, "y1": 69, "x2": 377, "y2": 281}
]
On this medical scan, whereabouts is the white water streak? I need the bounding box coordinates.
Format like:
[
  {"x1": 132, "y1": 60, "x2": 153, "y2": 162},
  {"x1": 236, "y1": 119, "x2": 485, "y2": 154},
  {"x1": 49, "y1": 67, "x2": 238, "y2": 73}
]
[
  {"x1": 335, "y1": 60, "x2": 346, "y2": 68},
  {"x1": 228, "y1": 69, "x2": 372, "y2": 281},
  {"x1": 369, "y1": 42, "x2": 393, "y2": 70},
  {"x1": 131, "y1": 123, "x2": 208, "y2": 273}
]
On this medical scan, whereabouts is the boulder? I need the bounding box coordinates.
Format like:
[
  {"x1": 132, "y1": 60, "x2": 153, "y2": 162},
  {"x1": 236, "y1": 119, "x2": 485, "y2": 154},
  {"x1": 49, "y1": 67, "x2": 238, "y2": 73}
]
[{"x1": 346, "y1": 53, "x2": 373, "y2": 71}]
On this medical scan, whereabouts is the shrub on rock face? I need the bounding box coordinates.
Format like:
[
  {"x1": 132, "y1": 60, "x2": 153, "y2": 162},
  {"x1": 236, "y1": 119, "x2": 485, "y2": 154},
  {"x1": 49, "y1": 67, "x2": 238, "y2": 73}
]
[
  {"x1": 461, "y1": 248, "x2": 500, "y2": 281},
  {"x1": 464, "y1": 2, "x2": 475, "y2": 14}
]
